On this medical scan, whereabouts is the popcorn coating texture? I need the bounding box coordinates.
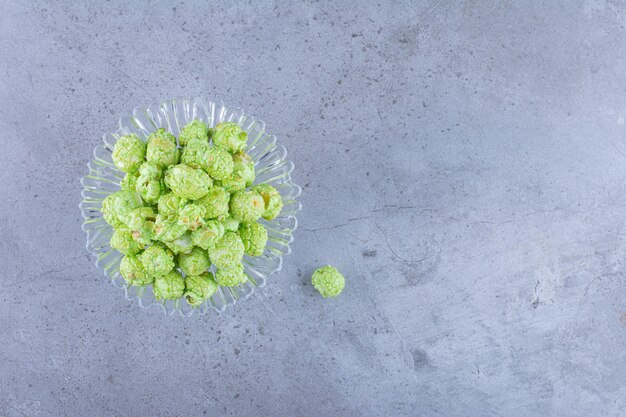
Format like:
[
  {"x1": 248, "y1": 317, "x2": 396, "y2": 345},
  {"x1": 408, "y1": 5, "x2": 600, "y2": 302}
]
[
  {"x1": 110, "y1": 226, "x2": 144, "y2": 255},
  {"x1": 153, "y1": 270, "x2": 185, "y2": 300},
  {"x1": 191, "y1": 220, "x2": 224, "y2": 250},
  {"x1": 311, "y1": 265, "x2": 345, "y2": 298},
  {"x1": 252, "y1": 183, "x2": 284, "y2": 220},
  {"x1": 196, "y1": 186, "x2": 230, "y2": 219},
  {"x1": 164, "y1": 164, "x2": 212, "y2": 200},
  {"x1": 140, "y1": 245, "x2": 175, "y2": 277},
  {"x1": 238, "y1": 222, "x2": 268, "y2": 256},
  {"x1": 204, "y1": 146, "x2": 234, "y2": 180},
  {"x1": 146, "y1": 128, "x2": 179, "y2": 167},
  {"x1": 232, "y1": 152, "x2": 255, "y2": 186},
  {"x1": 178, "y1": 203, "x2": 205, "y2": 231},
  {"x1": 208, "y1": 232, "x2": 244, "y2": 270},
  {"x1": 154, "y1": 214, "x2": 188, "y2": 242},
  {"x1": 212, "y1": 122, "x2": 248, "y2": 153},
  {"x1": 164, "y1": 232, "x2": 194, "y2": 255},
  {"x1": 178, "y1": 246, "x2": 210, "y2": 277},
  {"x1": 112, "y1": 134, "x2": 146, "y2": 173},
  {"x1": 184, "y1": 272, "x2": 218, "y2": 306},
  {"x1": 180, "y1": 139, "x2": 210, "y2": 169},
  {"x1": 120, "y1": 255, "x2": 154, "y2": 286},
  {"x1": 178, "y1": 120, "x2": 209, "y2": 146},
  {"x1": 229, "y1": 191, "x2": 265, "y2": 223},
  {"x1": 215, "y1": 264, "x2": 248, "y2": 287}
]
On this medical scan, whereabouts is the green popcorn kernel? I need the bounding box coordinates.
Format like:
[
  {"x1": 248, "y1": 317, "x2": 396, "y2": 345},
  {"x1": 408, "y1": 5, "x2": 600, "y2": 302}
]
[
  {"x1": 208, "y1": 232, "x2": 244, "y2": 270},
  {"x1": 153, "y1": 269, "x2": 185, "y2": 300},
  {"x1": 101, "y1": 193, "x2": 123, "y2": 227},
  {"x1": 138, "y1": 161, "x2": 162, "y2": 178},
  {"x1": 120, "y1": 255, "x2": 154, "y2": 286},
  {"x1": 180, "y1": 139, "x2": 210, "y2": 170},
  {"x1": 123, "y1": 206, "x2": 156, "y2": 230},
  {"x1": 164, "y1": 231, "x2": 194, "y2": 255},
  {"x1": 110, "y1": 226, "x2": 143, "y2": 255},
  {"x1": 154, "y1": 213, "x2": 188, "y2": 242},
  {"x1": 204, "y1": 146, "x2": 234, "y2": 180},
  {"x1": 157, "y1": 192, "x2": 187, "y2": 216},
  {"x1": 178, "y1": 120, "x2": 209, "y2": 146},
  {"x1": 112, "y1": 134, "x2": 146, "y2": 173},
  {"x1": 140, "y1": 244, "x2": 175, "y2": 277},
  {"x1": 238, "y1": 222, "x2": 268, "y2": 257},
  {"x1": 220, "y1": 216, "x2": 240, "y2": 233},
  {"x1": 146, "y1": 128, "x2": 179, "y2": 167},
  {"x1": 184, "y1": 272, "x2": 218, "y2": 307},
  {"x1": 217, "y1": 173, "x2": 246, "y2": 193},
  {"x1": 215, "y1": 264, "x2": 248, "y2": 287},
  {"x1": 252, "y1": 183, "x2": 283, "y2": 220},
  {"x1": 178, "y1": 246, "x2": 210, "y2": 276},
  {"x1": 178, "y1": 203, "x2": 206, "y2": 231},
  {"x1": 120, "y1": 171, "x2": 140, "y2": 192},
  {"x1": 229, "y1": 191, "x2": 265, "y2": 223},
  {"x1": 196, "y1": 186, "x2": 230, "y2": 219},
  {"x1": 191, "y1": 220, "x2": 224, "y2": 250},
  {"x1": 212, "y1": 122, "x2": 248, "y2": 153},
  {"x1": 311, "y1": 265, "x2": 345, "y2": 298},
  {"x1": 232, "y1": 152, "x2": 255, "y2": 186},
  {"x1": 107, "y1": 190, "x2": 142, "y2": 226},
  {"x1": 164, "y1": 164, "x2": 212, "y2": 200},
  {"x1": 135, "y1": 174, "x2": 163, "y2": 205}
]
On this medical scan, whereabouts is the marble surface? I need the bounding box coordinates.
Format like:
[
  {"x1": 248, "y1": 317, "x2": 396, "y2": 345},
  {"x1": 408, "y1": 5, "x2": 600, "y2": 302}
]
[{"x1": 1, "y1": 1, "x2": 625, "y2": 416}]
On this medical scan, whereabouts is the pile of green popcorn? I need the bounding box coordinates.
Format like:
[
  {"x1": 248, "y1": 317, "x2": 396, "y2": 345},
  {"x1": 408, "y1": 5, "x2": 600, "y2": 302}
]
[{"x1": 100, "y1": 120, "x2": 284, "y2": 307}]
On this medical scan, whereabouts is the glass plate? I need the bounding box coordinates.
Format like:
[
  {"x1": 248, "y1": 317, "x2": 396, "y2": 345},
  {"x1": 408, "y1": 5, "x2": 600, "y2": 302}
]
[{"x1": 79, "y1": 97, "x2": 302, "y2": 316}]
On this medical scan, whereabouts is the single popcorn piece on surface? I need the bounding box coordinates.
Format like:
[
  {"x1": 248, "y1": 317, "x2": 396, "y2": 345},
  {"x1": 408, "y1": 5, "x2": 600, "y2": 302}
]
[
  {"x1": 178, "y1": 246, "x2": 210, "y2": 276},
  {"x1": 196, "y1": 186, "x2": 230, "y2": 219},
  {"x1": 154, "y1": 213, "x2": 188, "y2": 242},
  {"x1": 153, "y1": 269, "x2": 185, "y2": 300},
  {"x1": 212, "y1": 122, "x2": 248, "y2": 153},
  {"x1": 178, "y1": 120, "x2": 209, "y2": 146},
  {"x1": 157, "y1": 192, "x2": 187, "y2": 217},
  {"x1": 178, "y1": 203, "x2": 206, "y2": 231},
  {"x1": 120, "y1": 255, "x2": 154, "y2": 286},
  {"x1": 112, "y1": 134, "x2": 146, "y2": 173},
  {"x1": 231, "y1": 152, "x2": 255, "y2": 186},
  {"x1": 252, "y1": 183, "x2": 283, "y2": 220},
  {"x1": 184, "y1": 271, "x2": 218, "y2": 306},
  {"x1": 164, "y1": 164, "x2": 212, "y2": 200},
  {"x1": 191, "y1": 220, "x2": 224, "y2": 250},
  {"x1": 204, "y1": 146, "x2": 234, "y2": 180},
  {"x1": 238, "y1": 222, "x2": 268, "y2": 256},
  {"x1": 140, "y1": 244, "x2": 175, "y2": 277},
  {"x1": 146, "y1": 128, "x2": 179, "y2": 167},
  {"x1": 180, "y1": 139, "x2": 210, "y2": 170},
  {"x1": 110, "y1": 226, "x2": 144, "y2": 255},
  {"x1": 220, "y1": 216, "x2": 240, "y2": 232},
  {"x1": 164, "y1": 231, "x2": 194, "y2": 255},
  {"x1": 120, "y1": 171, "x2": 140, "y2": 192},
  {"x1": 311, "y1": 265, "x2": 345, "y2": 298},
  {"x1": 229, "y1": 190, "x2": 265, "y2": 223},
  {"x1": 215, "y1": 264, "x2": 248, "y2": 287},
  {"x1": 208, "y1": 231, "x2": 244, "y2": 270}
]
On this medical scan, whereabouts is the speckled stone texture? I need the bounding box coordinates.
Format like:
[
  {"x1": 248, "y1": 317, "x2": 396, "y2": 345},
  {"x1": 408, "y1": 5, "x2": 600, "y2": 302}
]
[{"x1": 1, "y1": 1, "x2": 626, "y2": 416}]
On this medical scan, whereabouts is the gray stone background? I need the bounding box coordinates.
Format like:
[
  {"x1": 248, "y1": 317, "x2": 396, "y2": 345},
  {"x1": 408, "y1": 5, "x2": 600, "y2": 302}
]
[{"x1": 1, "y1": 1, "x2": 625, "y2": 416}]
